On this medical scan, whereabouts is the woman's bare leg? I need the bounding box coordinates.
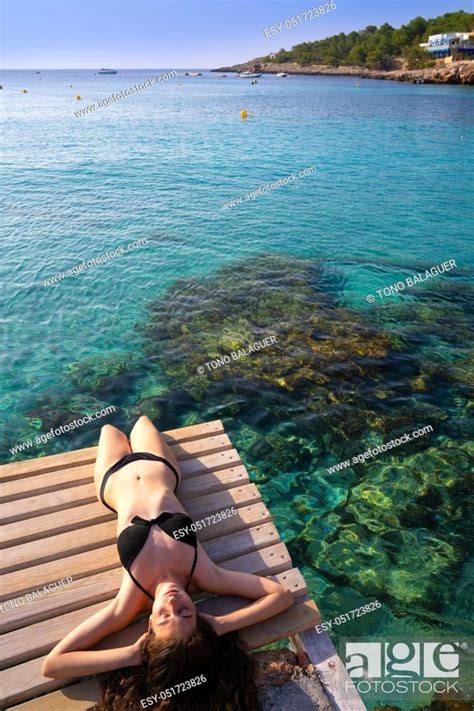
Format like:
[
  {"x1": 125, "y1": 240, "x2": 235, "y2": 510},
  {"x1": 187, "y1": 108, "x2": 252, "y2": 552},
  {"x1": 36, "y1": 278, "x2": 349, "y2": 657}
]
[
  {"x1": 129, "y1": 416, "x2": 181, "y2": 477},
  {"x1": 93, "y1": 424, "x2": 131, "y2": 503}
]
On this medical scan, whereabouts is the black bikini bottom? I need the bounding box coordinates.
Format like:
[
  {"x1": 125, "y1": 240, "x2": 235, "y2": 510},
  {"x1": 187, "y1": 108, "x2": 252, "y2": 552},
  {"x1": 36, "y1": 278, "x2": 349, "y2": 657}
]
[{"x1": 99, "y1": 451, "x2": 180, "y2": 514}]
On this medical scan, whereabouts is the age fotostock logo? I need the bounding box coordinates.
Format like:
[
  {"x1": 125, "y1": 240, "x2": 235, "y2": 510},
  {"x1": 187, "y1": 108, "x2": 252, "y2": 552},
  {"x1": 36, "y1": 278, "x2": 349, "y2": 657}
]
[{"x1": 342, "y1": 639, "x2": 471, "y2": 699}]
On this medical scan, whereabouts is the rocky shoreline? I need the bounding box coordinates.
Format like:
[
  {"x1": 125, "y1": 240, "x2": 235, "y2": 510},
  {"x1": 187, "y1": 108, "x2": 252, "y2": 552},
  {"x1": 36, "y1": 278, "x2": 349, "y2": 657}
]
[
  {"x1": 255, "y1": 649, "x2": 333, "y2": 710},
  {"x1": 213, "y1": 59, "x2": 474, "y2": 85}
]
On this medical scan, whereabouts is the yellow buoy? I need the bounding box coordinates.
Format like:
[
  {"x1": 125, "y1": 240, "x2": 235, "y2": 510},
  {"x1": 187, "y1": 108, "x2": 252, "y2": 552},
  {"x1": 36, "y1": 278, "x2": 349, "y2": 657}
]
[
  {"x1": 75, "y1": 94, "x2": 81, "y2": 100},
  {"x1": 22, "y1": 89, "x2": 28, "y2": 93},
  {"x1": 240, "y1": 110, "x2": 248, "y2": 119}
]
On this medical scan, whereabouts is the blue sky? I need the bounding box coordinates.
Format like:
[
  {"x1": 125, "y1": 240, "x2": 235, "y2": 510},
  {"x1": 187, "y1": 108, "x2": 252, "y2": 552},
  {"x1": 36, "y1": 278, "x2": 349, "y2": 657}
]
[{"x1": 1, "y1": 0, "x2": 470, "y2": 69}]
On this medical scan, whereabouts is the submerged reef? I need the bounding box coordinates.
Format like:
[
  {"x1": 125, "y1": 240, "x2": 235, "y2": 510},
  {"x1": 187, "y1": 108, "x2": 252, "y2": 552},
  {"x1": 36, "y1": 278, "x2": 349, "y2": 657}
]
[
  {"x1": 139, "y1": 254, "x2": 472, "y2": 635},
  {"x1": 9, "y1": 253, "x2": 473, "y2": 639}
]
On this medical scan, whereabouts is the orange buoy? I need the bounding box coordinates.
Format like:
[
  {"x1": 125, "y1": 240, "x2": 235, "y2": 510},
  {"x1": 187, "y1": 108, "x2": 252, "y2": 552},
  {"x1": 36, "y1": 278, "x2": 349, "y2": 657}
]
[
  {"x1": 240, "y1": 110, "x2": 248, "y2": 119},
  {"x1": 75, "y1": 94, "x2": 81, "y2": 100}
]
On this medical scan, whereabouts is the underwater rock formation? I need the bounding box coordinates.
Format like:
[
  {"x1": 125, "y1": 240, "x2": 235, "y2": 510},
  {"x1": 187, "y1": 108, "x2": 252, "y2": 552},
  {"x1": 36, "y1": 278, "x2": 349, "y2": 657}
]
[
  {"x1": 138, "y1": 255, "x2": 471, "y2": 630},
  {"x1": 9, "y1": 253, "x2": 472, "y2": 641}
]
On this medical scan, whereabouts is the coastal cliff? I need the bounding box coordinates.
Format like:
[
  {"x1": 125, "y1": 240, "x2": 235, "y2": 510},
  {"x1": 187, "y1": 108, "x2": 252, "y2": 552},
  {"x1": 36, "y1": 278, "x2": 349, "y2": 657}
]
[{"x1": 212, "y1": 59, "x2": 474, "y2": 85}]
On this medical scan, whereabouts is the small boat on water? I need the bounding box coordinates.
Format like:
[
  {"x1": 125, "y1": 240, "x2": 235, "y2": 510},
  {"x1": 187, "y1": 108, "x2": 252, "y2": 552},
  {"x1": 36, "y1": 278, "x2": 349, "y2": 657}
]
[
  {"x1": 185, "y1": 72, "x2": 202, "y2": 76},
  {"x1": 237, "y1": 71, "x2": 262, "y2": 78},
  {"x1": 276, "y1": 72, "x2": 288, "y2": 77},
  {"x1": 98, "y1": 68, "x2": 117, "y2": 74}
]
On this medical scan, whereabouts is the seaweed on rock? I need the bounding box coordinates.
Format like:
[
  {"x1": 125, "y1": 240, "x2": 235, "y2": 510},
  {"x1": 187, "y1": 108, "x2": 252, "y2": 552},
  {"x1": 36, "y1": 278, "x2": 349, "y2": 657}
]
[
  {"x1": 9, "y1": 253, "x2": 472, "y2": 639},
  {"x1": 138, "y1": 254, "x2": 472, "y2": 634}
]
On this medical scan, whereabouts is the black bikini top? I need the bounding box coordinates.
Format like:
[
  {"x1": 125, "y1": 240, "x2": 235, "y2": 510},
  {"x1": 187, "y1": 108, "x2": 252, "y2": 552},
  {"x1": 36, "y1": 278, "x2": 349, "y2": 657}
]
[{"x1": 117, "y1": 511, "x2": 198, "y2": 601}]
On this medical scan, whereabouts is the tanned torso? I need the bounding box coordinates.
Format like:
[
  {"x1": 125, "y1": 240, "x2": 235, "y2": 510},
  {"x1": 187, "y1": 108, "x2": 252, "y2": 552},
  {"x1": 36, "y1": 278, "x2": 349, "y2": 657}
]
[{"x1": 104, "y1": 460, "x2": 201, "y2": 606}]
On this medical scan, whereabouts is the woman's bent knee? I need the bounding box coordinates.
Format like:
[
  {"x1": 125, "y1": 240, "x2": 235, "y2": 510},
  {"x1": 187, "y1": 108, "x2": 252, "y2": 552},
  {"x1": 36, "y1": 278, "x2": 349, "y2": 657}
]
[
  {"x1": 137, "y1": 415, "x2": 153, "y2": 426},
  {"x1": 100, "y1": 424, "x2": 128, "y2": 441},
  {"x1": 131, "y1": 415, "x2": 156, "y2": 432}
]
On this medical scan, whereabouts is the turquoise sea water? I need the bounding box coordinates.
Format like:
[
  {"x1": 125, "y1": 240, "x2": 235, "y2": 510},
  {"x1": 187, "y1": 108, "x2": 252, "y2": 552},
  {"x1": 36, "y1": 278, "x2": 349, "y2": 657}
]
[{"x1": 1, "y1": 69, "x2": 473, "y2": 709}]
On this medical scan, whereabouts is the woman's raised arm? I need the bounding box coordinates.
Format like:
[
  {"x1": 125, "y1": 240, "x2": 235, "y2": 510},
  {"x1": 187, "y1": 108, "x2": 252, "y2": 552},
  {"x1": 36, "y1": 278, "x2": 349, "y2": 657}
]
[
  {"x1": 196, "y1": 563, "x2": 294, "y2": 636},
  {"x1": 43, "y1": 581, "x2": 146, "y2": 678}
]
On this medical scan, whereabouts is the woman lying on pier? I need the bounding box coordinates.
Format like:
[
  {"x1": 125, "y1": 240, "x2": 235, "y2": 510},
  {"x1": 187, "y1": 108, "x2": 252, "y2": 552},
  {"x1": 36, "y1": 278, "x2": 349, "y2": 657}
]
[{"x1": 43, "y1": 416, "x2": 293, "y2": 710}]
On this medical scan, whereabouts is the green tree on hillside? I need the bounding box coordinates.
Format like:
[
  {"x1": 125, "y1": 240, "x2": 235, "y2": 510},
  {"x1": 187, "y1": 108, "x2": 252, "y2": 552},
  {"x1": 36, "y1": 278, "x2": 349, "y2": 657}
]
[{"x1": 265, "y1": 10, "x2": 474, "y2": 68}]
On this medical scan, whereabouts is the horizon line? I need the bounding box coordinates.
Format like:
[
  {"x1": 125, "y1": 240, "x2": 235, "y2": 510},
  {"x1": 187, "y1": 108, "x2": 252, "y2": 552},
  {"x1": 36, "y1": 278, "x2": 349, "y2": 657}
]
[{"x1": 0, "y1": 67, "x2": 216, "y2": 71}]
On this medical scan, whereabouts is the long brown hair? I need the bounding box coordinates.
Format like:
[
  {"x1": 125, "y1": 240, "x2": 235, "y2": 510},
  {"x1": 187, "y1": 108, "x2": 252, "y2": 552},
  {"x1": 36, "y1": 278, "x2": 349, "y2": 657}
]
[{"x1": 98, "y1": 616, "x2": 261, "y2": 710}]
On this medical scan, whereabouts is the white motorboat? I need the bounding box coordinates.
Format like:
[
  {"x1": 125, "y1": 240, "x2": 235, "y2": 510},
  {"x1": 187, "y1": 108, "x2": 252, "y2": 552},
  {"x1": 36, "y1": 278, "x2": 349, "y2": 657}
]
[
  {"x1": 237, "y1": 71, "x2": 262, "y2": 78},
  {"x1": 276, "y1": 72, "x2": 288, "y2": 77},
  {"x1": 98, "y1": 68, "x2": 117, "y2": 74}
]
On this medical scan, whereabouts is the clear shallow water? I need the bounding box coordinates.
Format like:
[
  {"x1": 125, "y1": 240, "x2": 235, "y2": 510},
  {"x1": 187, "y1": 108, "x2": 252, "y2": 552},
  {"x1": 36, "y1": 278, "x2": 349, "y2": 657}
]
[{"x1": 1, "y1": 69, "x2": 473, "y2": 709}]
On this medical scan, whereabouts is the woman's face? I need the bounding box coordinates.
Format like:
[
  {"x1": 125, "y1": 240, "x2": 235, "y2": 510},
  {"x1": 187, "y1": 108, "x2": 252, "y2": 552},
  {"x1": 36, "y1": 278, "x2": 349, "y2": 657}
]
[{"x1": 150, "y1": 583, "x2": 197, "y2": 639}]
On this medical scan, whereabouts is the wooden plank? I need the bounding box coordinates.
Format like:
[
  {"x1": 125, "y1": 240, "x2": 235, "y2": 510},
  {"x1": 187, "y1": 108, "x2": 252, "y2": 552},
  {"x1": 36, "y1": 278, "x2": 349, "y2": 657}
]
[
  {"x1": 1, "y1": 456, "x2": 248, "y2": 524},
  {"x1": 0, "y1": 599, "x2": 319, "y2": 707},
  {"x1": 0, "y1": 521, "x2": 118, "y2": 574},
  {"x1": 0, "y1": 464, "x2": 248, "y2": 503},
  {"x1": 220, "y1": 542, "x2": 291, "y2": 576},
  {"x1": 198, "y1": 569, "x2": 307, "y2": 617},
  {"x1": 171, "y1": 433, "x2": 231, "y2": 460},
  {"x1": 201, "y1": 516, "x2": 277, "y2": 562},
  {"x1": 1, "y1": 600, "x2": 111, "y2": 668},
  {"x1": 161, "y1": 420, "x2": 224, "y2": 444},
  {"x1": 0, "y1": 455, "x2": 245, "y2": 548},
  {"x1": 294, "y1": 628, "x2": 367, "y2": 711},
  {"x1": 1, "y1": 501, "x2": 272, "y2": 599},
  {"x1": 0, "y1": 432, "x2": 232, "y2": 503},
  {"x1": 5, "y1": 679, "x2": 100, "y2": 711},
  {"x1": 1, "y1": 657, "x2": 66, "y2": 709},
  {"x1": 1, "y1": 542, "x2": 292, "y2": 668},
  {"x1": 241, "y1": 599, "x2": 320, "y2": 650},
  {"x1": 0, "y1": 487, "x2": 262, "y2": 574},
  {"x1": 0, "y1": 449, "x2": 97, "y2": 482},
  {"x1": 0, "y1": 503, "x2": 115, "y2": 549},
  {"x1": 177, "y1": 465, "x2": 249, "y2": 499},
  {"x1": 2, "y1": 617, "x2": 156, "y2": 707},
  {"x1": 179, "y1": 449, "x2": 242, "y2": 476},
  {"x1": 1, "y1": 545, "x2": 119, "y2": 600},
  {"x1": 2, "y1": 568, "x2": 307, "y2": 666},
  {"x1": 0, "y1": 569, "x2": 121, "y2": 635},
  {"x1": 182, "y1": 483, "x2": 261, "y2": 519},
  {"x1": 0, "y1": 421, "x2": 225, "y2": 481},
  {"x1": 0, "y1": 421, "x2": 328, "y2": 710},
  {"x1": 1, "y1": 520, "x2": 279, "y2": 633},
  {"x1": 0, "y1": 464, "x2": 93, "y2": 502},
  {"x1": 1, "y1": 484, "x2": 97, "y2": 523}
]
